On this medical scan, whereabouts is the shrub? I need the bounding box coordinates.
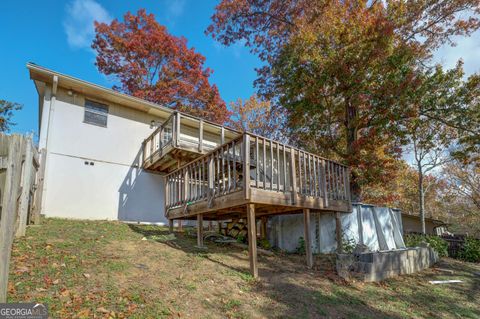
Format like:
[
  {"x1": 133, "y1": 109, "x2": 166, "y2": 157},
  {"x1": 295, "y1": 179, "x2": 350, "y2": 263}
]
[
  {"x1": 342, "y1": 236, "x2": 356, "y2": 254},
  {"x1": 458, "y1": 237, "x2": 480, "y2": 263},
  {"x1": 404, "y1": 234, "x2": 448, "y2": 257},
  {"x1": 296, "y1": 237, "x2": 305, "y2": 254},
  {"x1": 258, "y1": 238, "x2": 272, "y2": 250}
]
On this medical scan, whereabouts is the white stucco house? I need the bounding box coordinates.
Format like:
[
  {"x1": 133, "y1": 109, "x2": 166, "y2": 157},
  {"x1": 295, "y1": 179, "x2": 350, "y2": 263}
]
[{"x1": 29, "y1": 63, "x2": 238, "y2": 224}]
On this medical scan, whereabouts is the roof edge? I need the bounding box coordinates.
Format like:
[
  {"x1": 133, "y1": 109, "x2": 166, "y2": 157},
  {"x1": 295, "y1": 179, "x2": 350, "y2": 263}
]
[{"x1": 26, "y1": 62, "x2": 174, "y2": 115}]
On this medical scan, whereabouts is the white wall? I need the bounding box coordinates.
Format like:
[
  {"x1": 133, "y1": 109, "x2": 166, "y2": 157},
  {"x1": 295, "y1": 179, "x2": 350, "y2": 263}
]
[{"x1": 41, "y1": 87, "x2": 169, "y2": 223}]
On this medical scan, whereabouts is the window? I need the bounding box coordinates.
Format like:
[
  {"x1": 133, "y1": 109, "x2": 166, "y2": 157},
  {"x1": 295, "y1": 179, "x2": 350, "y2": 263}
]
[{"x1": 84, "y1": 99, "x2": 108, "y2": 127}]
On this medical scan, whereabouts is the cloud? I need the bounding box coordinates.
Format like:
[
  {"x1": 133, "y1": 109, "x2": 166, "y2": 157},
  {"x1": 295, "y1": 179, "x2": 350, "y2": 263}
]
[
  {"x1": 165, "y1": 0, "x2": 186, "y2": 18},
  {"x1": 63, "y1": 0, "x2": 112, "y2": 49},
  {"x1": 434, "y1": 29, "x2": 480, "y2": 76}
]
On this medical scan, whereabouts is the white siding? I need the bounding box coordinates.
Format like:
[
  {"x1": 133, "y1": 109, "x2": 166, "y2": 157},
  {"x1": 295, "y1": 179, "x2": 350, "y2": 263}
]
[{"x1": 42, "y1": 87, "x2": 168, "y2": 223}]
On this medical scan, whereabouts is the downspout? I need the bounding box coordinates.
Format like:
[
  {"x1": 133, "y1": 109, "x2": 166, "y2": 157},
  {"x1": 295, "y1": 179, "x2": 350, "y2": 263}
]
[{"x1": 39, "y1": 75, "x2": 58, "y2": 215}]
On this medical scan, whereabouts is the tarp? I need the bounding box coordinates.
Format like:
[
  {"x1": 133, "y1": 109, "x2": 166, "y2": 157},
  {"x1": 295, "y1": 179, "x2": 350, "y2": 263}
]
[{"x1": 268, "y1": 204, "x2": 406, "y2": 253}]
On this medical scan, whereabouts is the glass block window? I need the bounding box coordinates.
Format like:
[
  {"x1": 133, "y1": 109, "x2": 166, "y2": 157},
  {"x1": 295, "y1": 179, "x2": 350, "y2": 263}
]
[{"x1": 84, "y1": 99, "x2": 108, "y2": 127}]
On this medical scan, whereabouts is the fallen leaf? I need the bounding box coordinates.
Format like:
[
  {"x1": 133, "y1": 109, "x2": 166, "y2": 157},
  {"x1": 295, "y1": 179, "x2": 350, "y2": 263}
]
[
  {"x1": 76, "y1": 309, "x2": 90, "y2": 318},
  {"x1": 97, "y1": 307, "x2": 110, "y2": 314},
  {"x1": 83, "y1": 273, "x2": 91, "y2": 279},
  {"x1": 35, "y1": 287, "x2": 47, "y2": 292},
  {"x1": 53, "y1": 279, "x2": 60, "y2": 285}
]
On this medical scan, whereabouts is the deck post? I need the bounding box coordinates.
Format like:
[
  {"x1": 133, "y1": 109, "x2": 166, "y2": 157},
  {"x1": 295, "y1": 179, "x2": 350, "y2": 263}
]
[
  {"x1": 246, "y1": 204, "x2": 258, "y2": 278},
  {"x1": 243, "y1": 134, "x2": 251, "y2": 200},
  {"x1": 207, "y1": 156, "x2": 214, "y2": 207},
  {"x1": 174, "y1": 112, "x2": 181, "y2": 147},
  {"x1": 169, "y1": 219, "x2": 174, "y2": 233},
  {"x1": 198, "y1": 119, "x2": 204, "y2": 153},
  {"x1": 303, "y1": 209, "x2": 313, "y2": 269},
  {"x1": 178, "y1": 220, "x2": 183, "y2": 231},
  {"x1": 290, "y1": 147, "x2": 297, "y2": 204},
  {"x1": 335, "y1": 212, "x2": 343, "y2": 253},
  {"x1": 197, "y1": 214, "x2": 204, "y2": 248}
]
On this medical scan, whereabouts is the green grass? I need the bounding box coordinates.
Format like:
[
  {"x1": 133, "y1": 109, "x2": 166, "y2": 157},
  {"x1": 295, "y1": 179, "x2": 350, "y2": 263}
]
[{"x1": 8, "y1": 218, "x2": 480, "y2": 319}]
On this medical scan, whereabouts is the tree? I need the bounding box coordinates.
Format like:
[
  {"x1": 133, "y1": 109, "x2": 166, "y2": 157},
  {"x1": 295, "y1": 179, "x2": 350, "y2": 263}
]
[
  {"x1": 0, "y1": 100, "x2": 21, "y2": 132},
  {"x1": 405, "y1": 63, "x2": 479, "y2": 233},
  {"x1": 93, "y1": 9, "x2": 230, "y2": 124},
  {"x1": 228, "y1": 95, "x2": 285, "y2": 141},
  {"x1": 442, "y1": 160, "x2": 480, "y2": 234},
  {"x1": 207, "y1": 0, "x2": 480, "y2": 200}
]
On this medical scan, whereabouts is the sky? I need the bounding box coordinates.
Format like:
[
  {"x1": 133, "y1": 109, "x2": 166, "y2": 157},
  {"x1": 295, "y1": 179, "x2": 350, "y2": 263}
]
[{"x1": 0, "y1": 0, "x2": 479, "y2": 141}]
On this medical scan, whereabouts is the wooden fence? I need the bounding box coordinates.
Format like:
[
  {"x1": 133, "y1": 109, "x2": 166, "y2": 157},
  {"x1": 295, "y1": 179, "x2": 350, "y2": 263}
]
[{"x1": 0, "y1": 134, "x2": 40, "y2": 302}]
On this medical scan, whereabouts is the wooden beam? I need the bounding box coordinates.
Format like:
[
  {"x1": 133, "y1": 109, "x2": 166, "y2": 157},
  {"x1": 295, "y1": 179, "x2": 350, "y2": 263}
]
[
  {"x1": 32, "y1": 148, "x2": 46, "y2": 225},
  {"x1": 303, "y1": 208, "x2": 313, "y2": 269},
  {"x1": 243, "y1": 134, "x2": 250, "y2": 200},
  {"x1": 246, "y1": 203, "x2": 258, "y2": 278},
  {"x1": 335, "y1": 212, "x2": 343, "y2": 253},
  {"x1": 16, "y1": 136, "x2": 35, "y2": 237},
  {"x1": 198, "y1": 119, "x2": 204, "y2": 153},
  {"x1": 197, "y1": 214, "x2": 204, "y2": 248},
  {"x1": 169, "y1": 219, "x2": 174, "y2": 233},
  {"x1": 0, "y1": 135, "x2": 25, "y2": 302},
  {"x1": 290, "y1": 147, "x2": 297, "y2": 204},
  {"x1": 175, "y1": 112, "x2": 181, "y2": 147}
]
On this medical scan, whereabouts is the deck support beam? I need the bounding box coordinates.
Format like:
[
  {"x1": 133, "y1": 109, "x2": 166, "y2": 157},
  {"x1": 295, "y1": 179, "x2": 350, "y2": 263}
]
[
  {"x1": 246, "y1": 204, "x2": 258, "y2": 278},
  {"x1": 169, "y1": 219, "x2": 174, "y2": 233},
  {"x1": 303, "y1": 209, "x2": 313, "y2": 268},
  {"x1": 197, "y1": 214, "x2": 204, "y2": 248},
  {"x1": 335, "y1": 212, "x2": 343, "y2": 253}
]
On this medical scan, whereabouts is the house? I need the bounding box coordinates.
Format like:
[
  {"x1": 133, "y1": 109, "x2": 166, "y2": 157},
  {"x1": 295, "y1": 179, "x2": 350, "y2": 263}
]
[
  {"x1": 30, "y1": 63, "x2": 434, "y2": 279},
  {"x1": 401, "y1": 213, "x2": 447, "y2": 236},
  {"x1": 28, "y1": 63, "x2": 238, "y2": 223}
]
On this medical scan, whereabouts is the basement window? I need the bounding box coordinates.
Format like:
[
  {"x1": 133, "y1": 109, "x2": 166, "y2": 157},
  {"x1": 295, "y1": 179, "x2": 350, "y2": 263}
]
[{"x1": 84, "y1": 99, "x2": 108, "y2": 127}]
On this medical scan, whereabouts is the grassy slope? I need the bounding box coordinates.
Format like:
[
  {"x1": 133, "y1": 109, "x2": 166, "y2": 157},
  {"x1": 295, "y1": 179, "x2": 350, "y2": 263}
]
[{"x1": 8, "y1": 219, "x2": 480, "y2": 319}]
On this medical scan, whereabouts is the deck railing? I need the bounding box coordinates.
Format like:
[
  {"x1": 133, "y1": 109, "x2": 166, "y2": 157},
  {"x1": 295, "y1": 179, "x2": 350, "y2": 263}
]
[
  {"x1": 142, "y1": 113, "x2": 175, "y2": 165},
  {"x1": 165, "y1": 133, "x2": 351, "y2": 213},
  {"x1": 142, "y1": 112, "x2": 239, "y2": 168}
]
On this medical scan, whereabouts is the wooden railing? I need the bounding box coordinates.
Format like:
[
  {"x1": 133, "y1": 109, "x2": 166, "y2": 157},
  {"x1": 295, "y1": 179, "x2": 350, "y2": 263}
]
[
  {"x1": 142, "y1": 111, "x2": 238, "y2": 168},
  {"x1": 165, "y1": 133, "x2": 351, "y2": 213},
  {"x1": 142, "y1": 113, "x2": 175, "y2": 165}
]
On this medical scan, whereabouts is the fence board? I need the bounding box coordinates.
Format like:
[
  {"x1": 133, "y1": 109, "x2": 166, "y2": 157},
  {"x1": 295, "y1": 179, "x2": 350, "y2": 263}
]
[{"x1": 0, "y1": 134, "x2": 26, "y2": 302}]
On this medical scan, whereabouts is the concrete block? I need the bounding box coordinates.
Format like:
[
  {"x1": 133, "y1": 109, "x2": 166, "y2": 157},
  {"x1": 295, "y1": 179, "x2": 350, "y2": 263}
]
[{"x1": 358, "y1": 253, "x2": 373, "y2": 263}]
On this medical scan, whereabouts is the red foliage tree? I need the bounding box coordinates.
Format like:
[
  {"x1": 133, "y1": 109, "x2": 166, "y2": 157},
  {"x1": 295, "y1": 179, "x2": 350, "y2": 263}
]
[{"x1": 93, "y1": 9, "x2": 230, "y2": 124}]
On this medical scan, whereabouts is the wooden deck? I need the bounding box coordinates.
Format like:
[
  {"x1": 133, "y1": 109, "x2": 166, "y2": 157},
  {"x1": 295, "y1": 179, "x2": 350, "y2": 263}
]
[
  {"x1": 154, "y1": 130, "x2": 352, "y2": 278},
  {"x1": 142, "y1": 112, "x2": 239, "y2": 173},
  {"x1": 165, "y1": 133, "x2": 352, "y2": 220}
]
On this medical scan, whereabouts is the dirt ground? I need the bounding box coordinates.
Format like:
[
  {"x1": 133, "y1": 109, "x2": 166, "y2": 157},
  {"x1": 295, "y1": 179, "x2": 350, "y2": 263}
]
[{"x1": 8, "y1": 219, "x2": 480, "y2": 318}]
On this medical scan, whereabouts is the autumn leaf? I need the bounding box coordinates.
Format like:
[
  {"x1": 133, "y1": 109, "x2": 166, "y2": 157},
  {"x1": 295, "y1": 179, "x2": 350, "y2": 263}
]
[{"x1": 92, "y1": 9, "x2": 231, "y2": 125}]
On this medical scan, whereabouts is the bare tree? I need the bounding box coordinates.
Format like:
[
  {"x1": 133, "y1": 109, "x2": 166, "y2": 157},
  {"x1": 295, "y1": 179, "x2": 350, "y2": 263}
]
[{"x1": 410, "y1": 119, "x2": 453, "y2": 234}]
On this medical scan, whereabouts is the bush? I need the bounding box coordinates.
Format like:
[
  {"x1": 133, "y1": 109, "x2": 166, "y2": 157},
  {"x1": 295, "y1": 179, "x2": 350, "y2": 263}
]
[
  {"x1": 296, "y1": 237, "x2": 305, "y2": 254},
  {"x1": 404, "y1": 234, "x2": 448, "y2": 257},
  {"x1": 458, "y1": 237, "x2": 480, "y2": 263}
]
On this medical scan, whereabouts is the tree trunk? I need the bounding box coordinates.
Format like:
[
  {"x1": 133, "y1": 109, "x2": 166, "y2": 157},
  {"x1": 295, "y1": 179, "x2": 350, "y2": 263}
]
[
  {"x1": 418, "y1": 166, "x2": 426, "y2": 234},
  {"x1": 345, "y1": 101, "x2": 361, "y2": 201}
]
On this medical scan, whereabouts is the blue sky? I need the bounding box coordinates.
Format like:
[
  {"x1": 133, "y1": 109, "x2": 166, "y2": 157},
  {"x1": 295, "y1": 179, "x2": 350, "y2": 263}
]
[{"x1": 0, "y1": 0, "x2": 479, "y2": 141}]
